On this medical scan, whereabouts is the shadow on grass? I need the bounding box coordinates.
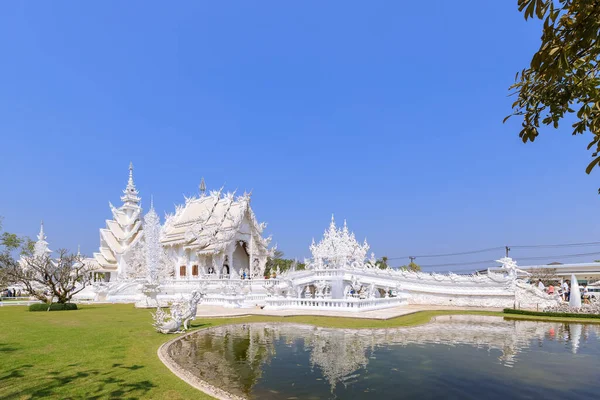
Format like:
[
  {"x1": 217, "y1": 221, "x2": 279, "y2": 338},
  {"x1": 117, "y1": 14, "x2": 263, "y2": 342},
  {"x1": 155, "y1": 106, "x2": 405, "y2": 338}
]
[
  {"x1": 189, "y1": 322, "x2": 210, "y2": 329},
  {"x1": 0, "y1": 364, "x2": 33, "y2": 382},
  {"x1": 0, "y1": 343, "x2": 18, "y2": 353},
  {"x1": 2, "y1": 364, "x2": 156, "y2": 400}
]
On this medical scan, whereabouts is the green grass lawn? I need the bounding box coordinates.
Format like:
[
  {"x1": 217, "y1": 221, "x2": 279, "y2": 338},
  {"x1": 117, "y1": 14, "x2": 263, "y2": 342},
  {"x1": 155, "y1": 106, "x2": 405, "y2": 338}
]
[{"x1": 0, "y1": 305, "x2": 596, "y2": 399}]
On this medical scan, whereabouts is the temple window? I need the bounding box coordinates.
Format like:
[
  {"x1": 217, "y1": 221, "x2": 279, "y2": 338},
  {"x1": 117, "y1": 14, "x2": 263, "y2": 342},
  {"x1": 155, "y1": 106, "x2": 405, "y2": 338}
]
[
  {"x1": 179, "y1": 265, "x2": 186, "y2": 277},
  {"x1": 192, "y1": 265, "x2": 198, "y2": 276}
]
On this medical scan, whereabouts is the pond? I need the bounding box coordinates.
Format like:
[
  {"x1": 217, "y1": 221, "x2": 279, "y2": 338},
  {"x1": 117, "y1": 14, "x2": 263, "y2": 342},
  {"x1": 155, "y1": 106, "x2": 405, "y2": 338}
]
[{"x1": 166, "y1": 316, "x2": 600, "y2": 399}]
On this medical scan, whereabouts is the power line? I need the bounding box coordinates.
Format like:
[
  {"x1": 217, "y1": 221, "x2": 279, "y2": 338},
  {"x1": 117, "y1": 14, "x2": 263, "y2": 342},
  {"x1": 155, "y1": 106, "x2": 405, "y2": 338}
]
[
  {"x1": 517, "y1": 251, "x2": 600, "y2": 261},
  {"x1": 511, "y1": 241, "x2": 600, "y2": 249},
  {"x1": 404, "y1": 251, "x2": 600, "y2": 270},
  {"x1": 417, "y1": 260, "x2": 497, "y2": 268},
  {"x1": 389, "y1": 240, "x2": 600, "y2": 260},
  {"x1": 388, "y1": 246, "x2": 504, "y2": 260}
]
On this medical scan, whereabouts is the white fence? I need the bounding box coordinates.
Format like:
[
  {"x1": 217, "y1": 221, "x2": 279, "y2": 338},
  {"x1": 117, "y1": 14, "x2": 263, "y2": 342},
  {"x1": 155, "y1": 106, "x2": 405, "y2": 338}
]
[
  {"x1": 265, "y1": 296, "x2": 407, "y2": 312},
  {"x1": 0, "y1": 297, "x2": 42, "y2": 307}
]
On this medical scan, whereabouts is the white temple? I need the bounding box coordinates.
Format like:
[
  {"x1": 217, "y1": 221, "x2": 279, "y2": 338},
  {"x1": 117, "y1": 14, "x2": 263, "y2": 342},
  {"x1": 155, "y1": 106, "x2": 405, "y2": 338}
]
[{"x1": 64, "y1": 163, "x2": 563, "y2": 310}]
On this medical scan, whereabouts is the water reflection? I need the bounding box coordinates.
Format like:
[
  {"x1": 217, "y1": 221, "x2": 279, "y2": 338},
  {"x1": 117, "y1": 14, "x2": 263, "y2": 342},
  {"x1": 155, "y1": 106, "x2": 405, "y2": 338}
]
[{"x1": 167, "y1": 316, "x2": 600, "y2": 399}]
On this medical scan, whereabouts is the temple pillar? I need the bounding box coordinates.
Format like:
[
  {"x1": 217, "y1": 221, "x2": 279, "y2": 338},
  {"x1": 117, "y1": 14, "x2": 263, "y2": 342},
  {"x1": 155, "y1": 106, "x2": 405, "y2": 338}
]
[{"x1": 249, "y1": 235, "x2": 254, "y2": 279}]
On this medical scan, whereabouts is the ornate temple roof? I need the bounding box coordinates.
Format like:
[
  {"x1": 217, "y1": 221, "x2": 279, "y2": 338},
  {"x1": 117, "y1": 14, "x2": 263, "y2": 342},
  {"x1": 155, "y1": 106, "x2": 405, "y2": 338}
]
[
  {"x1": 93, "y1": 163, "x2": 143, "y2": 270},
  {"x1": 161, "y1": 186, "x2": 271, "y2": 255},
  {"x1": 310, "y1": 216, "x2": 369, "y2": 267}
]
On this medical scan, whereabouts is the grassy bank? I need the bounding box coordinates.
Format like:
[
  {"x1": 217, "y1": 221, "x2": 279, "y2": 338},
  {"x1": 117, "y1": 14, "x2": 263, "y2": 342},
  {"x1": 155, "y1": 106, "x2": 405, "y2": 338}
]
[{"x1": 0, "y1": 305, "x2": 596, "y2": 399}]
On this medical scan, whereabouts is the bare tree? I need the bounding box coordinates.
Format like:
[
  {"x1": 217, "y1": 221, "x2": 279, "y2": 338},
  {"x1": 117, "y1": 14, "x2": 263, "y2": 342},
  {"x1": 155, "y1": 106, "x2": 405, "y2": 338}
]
[
  {"x1": 528, "y1": 267, "x2": 560, "y2": 286},
  {"x1": 1, "y1": 249, "x2": 95, "y2": 304}
]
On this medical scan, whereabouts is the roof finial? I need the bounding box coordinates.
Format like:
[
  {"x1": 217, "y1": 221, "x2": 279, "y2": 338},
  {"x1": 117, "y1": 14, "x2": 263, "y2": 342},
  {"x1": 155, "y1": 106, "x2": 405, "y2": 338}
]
[
  {"x1": 329, "y1": 214, "x2": 336, "y2": 231},
  {"x1": 199, "y1": 177, "x2": 206, "y2": 196},
  {"x1": 121, "y1": 162, "x2": 140, "y2": 205},
  {"x1": 128, "y1": 162, "x2": 134, "y2": 187},
  {"x1": 77, "y1": 244, "x2": 81, "y2": 257},
  {"x1": 38, "y1": 220, "x2": 45, "y2": 241}
]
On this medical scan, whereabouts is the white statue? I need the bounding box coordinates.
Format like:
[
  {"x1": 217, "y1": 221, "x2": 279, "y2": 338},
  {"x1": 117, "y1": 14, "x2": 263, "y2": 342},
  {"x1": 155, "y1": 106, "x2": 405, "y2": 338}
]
[
  {"x1": 152, "y1": 290, "x2": 203, "y2": 334},
  {"x1": 497, "y1": 257, "x2": 529, "y2": 279},
  {"x1": 569, "y1": 274, "x2": 582, "y2": 308}
]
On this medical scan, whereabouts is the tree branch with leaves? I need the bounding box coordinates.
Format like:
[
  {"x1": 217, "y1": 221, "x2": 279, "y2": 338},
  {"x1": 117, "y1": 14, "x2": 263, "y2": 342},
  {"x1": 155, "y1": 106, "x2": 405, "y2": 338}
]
[{"x1": 506, "y1": 0, "x2": 600, "y2": 184}]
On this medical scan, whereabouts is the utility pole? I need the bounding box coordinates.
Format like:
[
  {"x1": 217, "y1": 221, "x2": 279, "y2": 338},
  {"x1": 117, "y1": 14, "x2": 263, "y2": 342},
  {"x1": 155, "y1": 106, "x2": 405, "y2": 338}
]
[
  {"x1": 409, "y1": 256, "x2": 416, "y2": 265},
  {"x1": 505, "y1": 246, "x2": 510, "y2": 258}
]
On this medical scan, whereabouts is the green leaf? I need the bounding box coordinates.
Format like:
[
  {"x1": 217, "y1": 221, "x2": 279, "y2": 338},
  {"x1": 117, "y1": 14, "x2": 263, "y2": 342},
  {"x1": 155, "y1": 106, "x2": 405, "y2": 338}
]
[{"x1": 586, "y1": 156, "x2": 600, "y2": 174}]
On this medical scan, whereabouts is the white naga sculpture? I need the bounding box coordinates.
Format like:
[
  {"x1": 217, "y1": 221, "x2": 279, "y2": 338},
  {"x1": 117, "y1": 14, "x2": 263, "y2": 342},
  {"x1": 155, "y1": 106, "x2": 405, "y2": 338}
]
[{"x1": 152, "y1": 290, "x2": 204, "y2": 334}]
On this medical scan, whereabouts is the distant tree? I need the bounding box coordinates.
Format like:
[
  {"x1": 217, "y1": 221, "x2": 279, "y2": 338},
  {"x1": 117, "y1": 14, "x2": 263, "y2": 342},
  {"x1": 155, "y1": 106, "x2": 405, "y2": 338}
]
[
  {"x1": 376, "y1": 256, "x2": 389, "y2": 270},
  {"x1": 506, "y1": 1, "x2": 600, "y2": 180},
  {"x1": 0, "y1": 217, "x2": 33, "y2": 288},
  {"x1": 400, "y1": 262, "x2": 421, "y2": 272},
  {"x1": 529, "y1": 267, "x2": 560, "y2": 286},
  {"x1": 1, "y1": 249, "x2": 95, "y2": 304},
  {"x1": 264, "y1": 250, "x2": 306, "y2": 277}
]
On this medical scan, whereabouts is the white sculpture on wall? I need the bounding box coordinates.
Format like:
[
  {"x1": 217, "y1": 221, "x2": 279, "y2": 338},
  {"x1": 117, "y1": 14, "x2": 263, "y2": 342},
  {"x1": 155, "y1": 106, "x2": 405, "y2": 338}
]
[{"x1": 496, "y1": 257, "x2": 530, "y2": 279}]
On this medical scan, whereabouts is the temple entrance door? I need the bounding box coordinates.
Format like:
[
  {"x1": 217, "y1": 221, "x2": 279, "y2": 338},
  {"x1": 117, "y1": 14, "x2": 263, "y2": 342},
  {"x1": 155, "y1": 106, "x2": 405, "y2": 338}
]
[{"x1": 232, "y1": 242, "x2": 249, "y2": 278}]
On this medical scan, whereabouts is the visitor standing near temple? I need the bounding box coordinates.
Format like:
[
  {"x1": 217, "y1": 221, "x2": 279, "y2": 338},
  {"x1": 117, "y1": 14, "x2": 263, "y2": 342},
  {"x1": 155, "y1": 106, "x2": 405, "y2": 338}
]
[
  {"x1": 537, "y1": 279, "x2": 545, "y2": 291},
  {"x1": 562, "y1": 281, "x2": 570, "y2": 301},
  {"x1": 582, "y1": 285, "x2": 590, "y2": 304}
]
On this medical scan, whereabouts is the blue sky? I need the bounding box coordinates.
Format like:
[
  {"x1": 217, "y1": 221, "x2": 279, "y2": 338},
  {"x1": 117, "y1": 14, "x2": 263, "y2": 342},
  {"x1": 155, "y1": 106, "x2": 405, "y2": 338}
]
[{"x1": 1, "y1": 2, "x2": 599, "y2": 270}]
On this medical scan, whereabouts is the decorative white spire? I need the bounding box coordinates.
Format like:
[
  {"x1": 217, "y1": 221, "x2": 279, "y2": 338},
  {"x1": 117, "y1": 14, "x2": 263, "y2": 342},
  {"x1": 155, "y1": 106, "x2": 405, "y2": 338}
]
[
  {"x1": 94, "y1": 162, "x2": 144, "y2": 273},
  {"x1": 121, "y1": 162, "x2": 141, "y2": 206},
  {"x1": 34, "y1": 220, "x2": 52, "y2": 258},
  {"x1": 37, "y1": 220, "x2": 46, "y2": 242},
  {"x1": 128, "y1": 161, "x2": 134, "y2": 186},
  {"x1": 199, "y1": 177, "x2": 206, "y2": 196},
  {"x1": 144, "y1": 196, "x2": 162, "y2": 283}
]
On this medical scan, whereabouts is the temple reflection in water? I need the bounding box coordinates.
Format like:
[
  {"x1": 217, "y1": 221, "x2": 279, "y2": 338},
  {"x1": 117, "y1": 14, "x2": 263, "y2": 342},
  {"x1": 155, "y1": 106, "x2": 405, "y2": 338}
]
[{"x1": 167, "y1": 316, "x2": 600, "y2": 397}]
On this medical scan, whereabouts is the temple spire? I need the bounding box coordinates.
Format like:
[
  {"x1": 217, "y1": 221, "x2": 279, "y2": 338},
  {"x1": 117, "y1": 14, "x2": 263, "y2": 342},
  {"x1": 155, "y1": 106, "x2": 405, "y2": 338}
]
[
  {"x1": 329, "y1": 214, "x2": 336, "y2": 231},
  {"x1": 37, "y1": 220, "x2": 46, "y2": 241},
  {"x1": 199, "y1": 177, "x2": 206, "y2": 196},
  {"x1": 126, "y1": 162, "x2": 137, "y2": 192},
  {"x1": 121, "y1": 162, "x2": 141, "y2": 207},
  {"x1": 34, "y1": 220, "x2": 52, "y2": 258}
]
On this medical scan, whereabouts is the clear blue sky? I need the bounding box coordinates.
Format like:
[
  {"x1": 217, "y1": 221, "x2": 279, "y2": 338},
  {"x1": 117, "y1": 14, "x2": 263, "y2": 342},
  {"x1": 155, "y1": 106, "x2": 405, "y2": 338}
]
[{"x1": 1, "y1": 2, "x2": 599, "y2": 271}]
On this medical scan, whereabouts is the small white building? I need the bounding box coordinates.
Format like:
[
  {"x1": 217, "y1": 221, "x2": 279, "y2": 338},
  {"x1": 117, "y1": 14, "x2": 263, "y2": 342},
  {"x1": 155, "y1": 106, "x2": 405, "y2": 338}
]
[{"x1": 161, "y1": 182, "x2": 272, "y2": 280}]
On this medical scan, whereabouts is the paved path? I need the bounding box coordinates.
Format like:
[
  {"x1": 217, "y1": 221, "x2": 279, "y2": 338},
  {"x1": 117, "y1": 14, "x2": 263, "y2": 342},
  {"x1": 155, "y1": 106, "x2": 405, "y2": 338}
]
[{"x1": 195, "y1": 304, "x2": 503, "y2": 320}]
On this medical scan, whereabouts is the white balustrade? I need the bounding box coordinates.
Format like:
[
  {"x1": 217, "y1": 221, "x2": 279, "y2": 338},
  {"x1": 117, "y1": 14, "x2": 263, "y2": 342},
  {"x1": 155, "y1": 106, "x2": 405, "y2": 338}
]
[{"x1": 265, "y1": 296, "x2": 407, "y2": 312}]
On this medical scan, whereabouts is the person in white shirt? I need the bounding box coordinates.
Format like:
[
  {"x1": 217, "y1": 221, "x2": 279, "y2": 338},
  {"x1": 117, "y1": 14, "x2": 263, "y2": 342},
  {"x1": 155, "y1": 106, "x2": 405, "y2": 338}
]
[
  {"x1": 537, "y1": 279, "x2": 545, "y2": 291},
  {"x1": 562, "y1": 281, "x2": 570, "y2": 301}
]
